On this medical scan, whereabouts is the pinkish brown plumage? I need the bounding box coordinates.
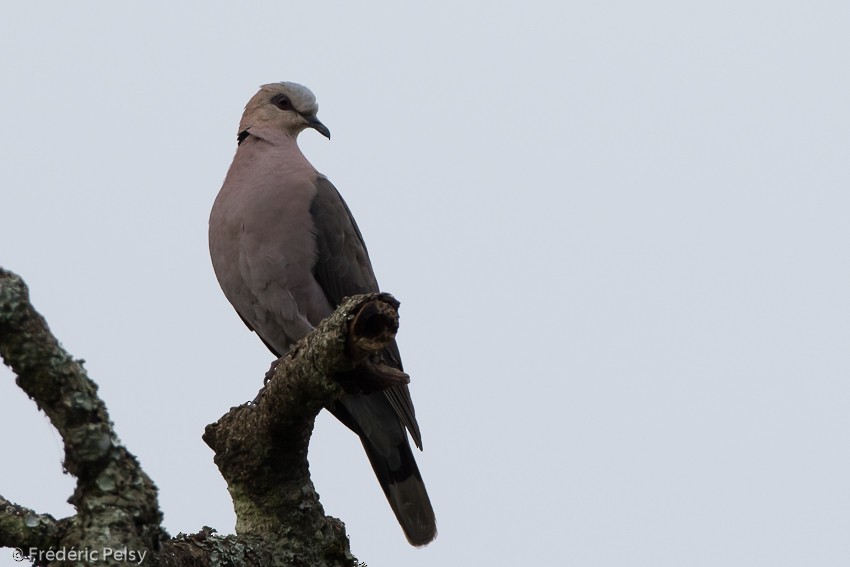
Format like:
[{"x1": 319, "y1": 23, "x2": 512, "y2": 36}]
[{"x1": 209, "y1": 82, "x2": 436, "y2": 546}]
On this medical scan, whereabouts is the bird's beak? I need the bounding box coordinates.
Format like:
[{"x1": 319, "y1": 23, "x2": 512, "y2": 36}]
[{"x1": 303, "y1": 114, "x2": 331, "y2": 139}]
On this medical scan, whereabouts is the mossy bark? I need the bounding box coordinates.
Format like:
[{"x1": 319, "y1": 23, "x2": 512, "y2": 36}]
[{"x1": 1, "y1": 268, "x2": 396, "y2": 566}]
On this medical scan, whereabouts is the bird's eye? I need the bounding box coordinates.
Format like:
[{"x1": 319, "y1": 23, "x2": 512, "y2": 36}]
[{"x1": 271, "y1": 95, "x2": 292, "y2": 110}]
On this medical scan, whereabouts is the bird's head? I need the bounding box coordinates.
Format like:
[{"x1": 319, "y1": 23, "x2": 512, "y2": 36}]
[{"x1": 238, "y1": 82, "x2": 331, "y2": 142}]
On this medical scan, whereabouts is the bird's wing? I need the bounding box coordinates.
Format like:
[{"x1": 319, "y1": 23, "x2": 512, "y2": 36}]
[{"x1": 309, "y1": 175, "x2": 423, "y2": 448}]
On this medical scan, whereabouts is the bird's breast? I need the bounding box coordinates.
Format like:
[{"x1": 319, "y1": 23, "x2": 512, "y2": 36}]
[{"x1": 209, "y1": 147, "x2": 329, "y2": 351}]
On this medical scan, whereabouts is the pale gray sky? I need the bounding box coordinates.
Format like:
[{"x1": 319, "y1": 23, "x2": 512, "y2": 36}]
[{"x1": 2, "y1": 2, "x2": 849, "y2": 566}]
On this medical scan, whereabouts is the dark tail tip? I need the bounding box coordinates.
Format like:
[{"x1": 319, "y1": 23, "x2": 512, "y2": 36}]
[{"x1": 387, "y1": 475, "x2": 437, "y2": 546}]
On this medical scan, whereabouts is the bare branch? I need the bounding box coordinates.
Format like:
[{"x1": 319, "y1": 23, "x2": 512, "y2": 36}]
[
  {"x1": 0, "y1": 268, "x2": 165, "y2": 563},
  {"x1": 0, "y1": 496, "x2": 64, "y2": 555},
  {"x1": 1, "y1": 268, "x2": 397, "y2": 565},
  {"x1": 203, "y1": 292, "x2": 401, "y2": 566}
]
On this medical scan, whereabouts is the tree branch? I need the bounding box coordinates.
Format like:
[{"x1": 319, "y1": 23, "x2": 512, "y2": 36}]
[
  {"x1": 0, "y1": 268, "x2": 165, "y2": 565},
  {"x1": 202, "y1": 292, "x2": 402, "y2": 567},
  {"x1": 1, "y1": 267, "x2": 395, "y2": 565},
  {"x1": 0, "y1": 496, "x2": 64, "y2": 554}
]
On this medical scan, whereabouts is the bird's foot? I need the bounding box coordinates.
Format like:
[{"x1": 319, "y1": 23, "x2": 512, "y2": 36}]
[
  {"x1": 249, "y1": 358, "x2": 283, "y2": 405},
  {"x1": 264, "y1": 357, "x2": 282, "y2": 385}
]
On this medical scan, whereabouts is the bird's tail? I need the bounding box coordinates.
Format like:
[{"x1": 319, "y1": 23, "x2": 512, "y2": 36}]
[
  {"x1": 359, "y1": 430, "x2": 437, "y2": 546},
  {"x1": 332, "y1": 394, "x2": 437, "y2": 546}
]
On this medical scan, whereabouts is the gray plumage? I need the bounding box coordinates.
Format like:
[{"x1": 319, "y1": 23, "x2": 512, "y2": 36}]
[{"x1": 209, "y1": 82, "x2": 436, "y2": 546}]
